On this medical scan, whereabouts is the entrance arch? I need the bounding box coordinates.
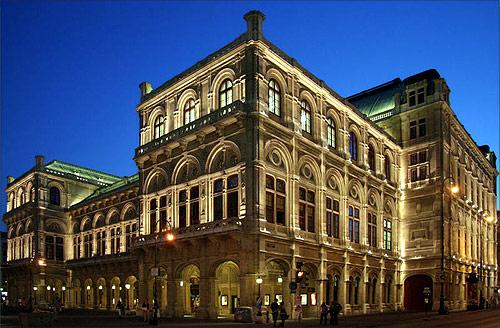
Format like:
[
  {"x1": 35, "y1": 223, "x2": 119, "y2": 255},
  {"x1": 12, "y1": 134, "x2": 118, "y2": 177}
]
[
  {"x1": 96, "y1": 277, "x2": 107, "y2": 309},
  {"x1": 404, "y1": 274, "x2": 433, "y2": 311},
  {"x1": 179, "y1": 264, "x2": 200, "y2": 315},
  {"x1": 124, "y1": 276, "x2": 138, "y2": 310},
  {"x1": 110, "y1": 277, "x2": 121, "y2": 308},
  {"x1": 83, "y1": 279, "x2": 93, "y2": 308},
  {"x1": 215, "y1": 261, "x2": 240, "y2": 316}
]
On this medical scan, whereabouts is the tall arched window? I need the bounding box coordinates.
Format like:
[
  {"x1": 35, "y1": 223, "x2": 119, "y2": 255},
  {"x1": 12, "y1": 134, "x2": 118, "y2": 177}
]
[
  {"x1": 300, "y1": 100, "x2": 311, "y2": 134},
  {"x1": 154, "y1": 115, "x2": 165, "y2": 139},
  {"x1": 219, "y1": 79, "x2": 233, "y2": 108},
  {"x1": 349, "y1": 132, "x2": 358, "y2": 161},
  {"x1": 327, "y1": 117, "x2": 336, "y2": 148},
  {"x1": 183, "y1": 99, "x2": 196, "y2": 125},
  {"x1": 368, "y1": 144, "x2": 376, "y2": 171},
  {"x1": 384, "y1": 154, "x2": 391, "y2": 181},
  {"x1": 268, "y1": 79, "x2": 281, "y2": 116},
  {"x1": 49, "y1": 187, "x2": 60, "y2": 206}
]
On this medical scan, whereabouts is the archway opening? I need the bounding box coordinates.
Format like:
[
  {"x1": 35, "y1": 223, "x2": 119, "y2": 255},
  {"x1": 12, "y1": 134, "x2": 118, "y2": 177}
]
[{"x1": 215, "y1": 261, "x2": 240, "y2": 316}]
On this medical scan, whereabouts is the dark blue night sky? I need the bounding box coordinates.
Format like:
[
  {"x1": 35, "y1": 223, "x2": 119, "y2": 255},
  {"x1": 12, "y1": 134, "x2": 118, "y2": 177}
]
[{"x1": 1, "y1": 1, "x2": 498, "y2": 231}]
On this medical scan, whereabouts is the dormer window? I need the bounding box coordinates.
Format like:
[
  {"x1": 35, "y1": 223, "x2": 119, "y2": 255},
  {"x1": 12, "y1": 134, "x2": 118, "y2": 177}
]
[{"x1": 408, "y1": 87, "x2": 425, "y2": 107}]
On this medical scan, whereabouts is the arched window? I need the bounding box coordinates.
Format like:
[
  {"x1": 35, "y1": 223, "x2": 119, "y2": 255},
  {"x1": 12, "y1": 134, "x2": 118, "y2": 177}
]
[
  {"x1": 300, "y1": 100, "x2": 311, "y2": 134},
  {"x1": 154, "y1": 115, "x2": 165, "y2": 139},
  {"x1": 333, "y1": 274, "x2": 340, "y2": 302},
  {"x1": 368, "y1": 144, "x2": 376, "y2": 171},
  {"x1": 183, "y1": 99, "x2": 196, "y2": 125},
  {"x1": 327, "y1": 117, "x2": 336, "y2": 148},
  {"x1": 354, "y1": 276, "x2": 360, "y2": 305},
  {"x1": 349, "y1": 132, "x2": 358, "y2": 161},
  {"x1": 384, "y1": 155, "x2": 391, "y2": 181},
  {"x1": 49, "y1": 187, "x2": 61, "y2": 206},
  {"x1": 268, "y1": 79, "x2": 281, "y2": 116},
  {"x1": 219, "y1": 79, "x2": 233, "y2": 108}
]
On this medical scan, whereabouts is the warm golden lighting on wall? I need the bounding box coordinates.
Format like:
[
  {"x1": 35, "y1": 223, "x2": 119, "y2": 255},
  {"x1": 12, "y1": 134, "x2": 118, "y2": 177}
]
[
  {"x1": 485, "y1": 215, "x2": 495, "y2": 224},
  {"x1": 450, "y1": 183, "x2": 459, "y2": 194}
]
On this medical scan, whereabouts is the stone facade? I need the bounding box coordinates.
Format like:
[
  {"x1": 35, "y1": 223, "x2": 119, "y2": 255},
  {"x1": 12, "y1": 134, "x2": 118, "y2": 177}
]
[{"x1": 3, "y1": 11, "x2": 498, "y2": 318}]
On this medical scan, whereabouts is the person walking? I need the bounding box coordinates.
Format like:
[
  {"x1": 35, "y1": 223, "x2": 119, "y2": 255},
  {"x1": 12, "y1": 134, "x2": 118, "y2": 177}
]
[
  {"x1": 320, "y1": 301, "x2": 328, "y2": 325},
  {"x1": 53, "y1": 295, "x2": 61, "y2": 321},
  {"x1": 142, "y1": 298, "x2": 150, "y2": 322},
  {"x1": 116, "y1": 300, "x2": 124, "y2": 318},
  {"x1": 294, "y1": 303, "x2": 303, "y2": 324},
  {"x1": 279, "y1": 302, "x2": 288, "y2": 327},
  {"x1": 270, "y1": 298, "x2": 280, "y2": 327},
  {"x1": 330, "y1": 301, "x2": 342, "y2": 326}
]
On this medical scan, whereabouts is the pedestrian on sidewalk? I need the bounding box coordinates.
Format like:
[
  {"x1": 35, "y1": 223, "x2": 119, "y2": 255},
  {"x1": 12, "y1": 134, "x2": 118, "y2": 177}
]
[
  {"x1": 320, "y1": 301, "x2": 328, "y2": 325},
  {"x1": 294, "y1": 303, "x2": 303, "y2": 324},
  {"x1": 279, "y1": 302, "x2": 288, "y2": 327},
  {"x1": 330, "y1": 301, "x2": 342, "y2": 326},
  {"x1": 270, "y1": 298, "x2": 280, "y2": 327},
  {"x1": 116, "y1": 300, "x2": 124, "y2": 318},
  {"x1": 142, "y1": 298, "x2": 150, "y2": 322}
]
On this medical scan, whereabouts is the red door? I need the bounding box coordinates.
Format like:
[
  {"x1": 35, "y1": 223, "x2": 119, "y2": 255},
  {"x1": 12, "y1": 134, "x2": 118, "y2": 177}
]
[{"x1": 404, "y1": 275, "x2": 433, "y2": 311}]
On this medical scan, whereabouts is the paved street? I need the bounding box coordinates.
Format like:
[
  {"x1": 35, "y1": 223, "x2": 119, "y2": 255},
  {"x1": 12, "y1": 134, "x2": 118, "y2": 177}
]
[{"x1": 1, "y1": 308, "x2": 499, "y2": 328}]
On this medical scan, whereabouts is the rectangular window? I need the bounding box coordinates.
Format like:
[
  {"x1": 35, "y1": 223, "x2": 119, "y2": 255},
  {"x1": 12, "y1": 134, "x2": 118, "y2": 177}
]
[
  {"x1": 418, "y1": 118, "x2": 426, "y2": 137},
  {"x1": 367, "y1": 213, "x2": 377, "y2": 247},
  {"x1": 409, "y1": 120, "x2": 417, "y2": 139},
  {"x1": 190, "y1": 186, "x2": 200, "y2": 226},
  {"x1": 410, "y1": 153, "x2": 418, "y2": 165},
  {"x1": 348, "y1": 206, "x2": 360, "y2": 243},
  {"x1": 383, "y1": 219, "x2": 392, "y2": 250},
  {"x1": 418, "y1": 151, "x2": 427, "y2": 163},
  {"x1": 298, "y1": 187, "x2": 315, "y2": 232},
  {"x1": 417, "y1": 87, "x2": 425, "y2": 104},
  {"x1": 227, "y1": 174, "x2": 239, "y2": 218},
  {"x1": 213, "y1": 179, "x2": 224, "y2": 220},
  {"x1": 265, "y1": 176, "x2": 286, "y2": 225},
  {"x1": 56, "y1": 236, "x2": 64, "y2": 260},
  {"x1": 45, "y1": 235, "x2": 54, "y2": 260},
  {"x1": 326, "y1": 197, "x2": 340, "y2": 238},
  {"x1": 409, "y1": 90, "x2": 416, "y2": 107},
  {"x1": 179, "y1": 191, "x2": 187, "y2": 228},
  {"x1": 419, "y1": 166, "x2": 427, "y2": 180}
]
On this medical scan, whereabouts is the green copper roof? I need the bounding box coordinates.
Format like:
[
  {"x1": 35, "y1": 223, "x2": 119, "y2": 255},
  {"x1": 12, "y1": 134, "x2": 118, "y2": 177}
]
[
  {"x1": 82, "y1": 173, "x2": 139, "y2": 203},
  {"x1": 44, "y1": 160, "x2": 122, "y2": 186},
  {"x1": 347, "y1": 79, "x2": 404, "y2": 120}
]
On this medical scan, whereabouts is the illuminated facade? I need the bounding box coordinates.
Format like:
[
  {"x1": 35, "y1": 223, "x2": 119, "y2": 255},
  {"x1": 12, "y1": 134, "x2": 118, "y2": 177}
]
[{"x1": 3, "y1": 11, "x2": 498, "y2": 317}]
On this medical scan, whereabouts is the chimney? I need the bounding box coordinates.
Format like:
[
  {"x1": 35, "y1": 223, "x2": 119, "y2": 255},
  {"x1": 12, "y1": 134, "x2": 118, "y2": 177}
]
[
  {"x1": 244, "y1": 10, "x2": 265, "y2": 40},
  {"x1": 35, "y1": 155, "x2": 45, "y2": 170},
  {"x1": 7, "y1": 176, "x2": 14, "y2": 184},
  {"x1": 139, "y1": 82, "x2": 153, "y2": 99}
]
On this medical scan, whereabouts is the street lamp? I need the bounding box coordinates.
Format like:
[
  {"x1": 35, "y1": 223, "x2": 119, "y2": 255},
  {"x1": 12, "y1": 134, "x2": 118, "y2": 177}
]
[
  {"x1": 62, "y1": 286, "x2": 66, "y2": 305},
  {"x1": 256, "y1": 276, "x2": 263, "y2": 316},
  {"x1": 125, "y1": 283, "x2": 131, "y2": 310},
  {"x1": 33, "y1": 287, "x2": 37, "y2": 305},
  {"x1": 439, "y1": 177, "x2": 459, "y2": 315},
  {"x1": 150, "y1": 218, "x2": 175, "y2": 326}
]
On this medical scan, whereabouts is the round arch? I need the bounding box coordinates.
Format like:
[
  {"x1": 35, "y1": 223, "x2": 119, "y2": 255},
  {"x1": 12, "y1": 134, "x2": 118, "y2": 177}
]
[
  {"x1": 172, "y1": 155, "x2": 202, "y2": 185},
  {"x1": 205, "y1": 140, "x2": 241, "y2": 174},
  {"x1": 144, "y1": 168, "x2": 168, "y2": 194},
  {"x1": 210, "y1": 68, "x2": 236, "y2": 111},
  {"x1": 404, "y1": 274, "x2": 433, "y2": 312}
]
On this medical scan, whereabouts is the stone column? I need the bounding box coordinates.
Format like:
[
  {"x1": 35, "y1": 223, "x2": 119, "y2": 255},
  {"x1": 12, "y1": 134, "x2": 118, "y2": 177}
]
[
  {"x1": 239, "y1": 274, "x2": 257, "y2": 307},
  {"x1": 197, "y1": 276, "x2": 217, "y2": 319}
]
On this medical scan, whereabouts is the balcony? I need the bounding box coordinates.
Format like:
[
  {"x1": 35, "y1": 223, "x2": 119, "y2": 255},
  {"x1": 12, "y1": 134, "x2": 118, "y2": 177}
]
[
  {"x1": 135, "y1": 101, "x2": 245, "y2": 157},
  {"x1": 65, "y1": 252, "x2": 135, "y2": 268},
  {"x1": 133, "y1": 217, "x2": 243, "y2": 248}
]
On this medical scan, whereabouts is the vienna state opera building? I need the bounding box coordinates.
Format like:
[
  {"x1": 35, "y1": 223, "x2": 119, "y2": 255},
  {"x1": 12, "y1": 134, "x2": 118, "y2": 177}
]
[{"x1": 2, "y1": 11, "x2": 498, "y2": 318}]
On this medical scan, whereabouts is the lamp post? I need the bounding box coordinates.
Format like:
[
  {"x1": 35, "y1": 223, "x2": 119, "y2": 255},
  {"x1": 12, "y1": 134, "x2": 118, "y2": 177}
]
[
  {"x1": 150, "y1": 218, "x2": 175, "y2": 326},
  {"x1": 125, "y1": 283, "x2": 131, "y2": 310},
  {"x1": 47, "y1": 285, "x2": 51, "y2": 305},
  {"x1": 62, "y1": 286, "x2": 66, "y2": 306},
  {"x1": 438, "y1": 177, "x2": 459, "y2": 315},
  {"x1": 33, "y1": 287, "x2": 37, "y2": 305},
  {"x1": 256, "y1": 276, "x2": 263, "y2": 316},
  {"x1": 86, "y1": 285, "x2": 90, "y2": 306},
  {"x1": 98, "y1": 285, "x2": 103, "y2": 308}
]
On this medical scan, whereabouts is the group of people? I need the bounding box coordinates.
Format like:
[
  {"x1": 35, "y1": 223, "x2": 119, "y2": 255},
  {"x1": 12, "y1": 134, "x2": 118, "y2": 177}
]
[
  {"x1": 267, "y1": 299, "x2": 342, "y2": 327},
  {"x1": 269, "y1": 298, "x2": 288, "y2": 327},
  {"x1": 320, "y1": 301, "x2": 343, "y2": 325}
]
